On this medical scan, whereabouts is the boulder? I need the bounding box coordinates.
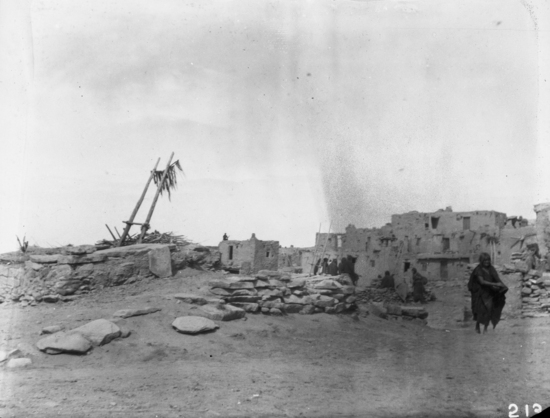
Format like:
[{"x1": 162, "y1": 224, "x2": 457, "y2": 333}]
[
  {"x1": 149, "y1": 246, "x2": 172, "y2": 278},
  {"x1": 287, "y1": 279, "x2": 305, "y2": 289},
  {"x1": 40, "y1": 325, "x2": 64, "y2": 335},
  {"x1": 314, "y1": 295, "x2": 335, "y2": 308},
  {"x1": 225, "y1": 296, "x2": 261, "y2": 303},
  {"x1": 268, "y1": 279, "x2": 284, "y2": 288},
  {"x1": 71, "y1": 319, "x2": 121, "y2": 346},
  {"x1": 209, "y1": 279, "x2": 255, "y2": 290},
  {"x1": 258, "y1": 289, "x2": 284, "y2": 298},
  {"x1": 261, "y1": 301, "x2": 286, "y2": 310},
  {"x1": 229, "y1": 302, "x2": 259, "y2": 313},
  {"x1": 61, "y1": 245, "x2": 97, "y2": 255},
  {"x1": 112, "y1": 307, "x2": 161, "y2": 318},
  {"x1": 284, "y1": 304, "x2": 303, "y2": 313},
  {"x1": 341, "y1": 285, "x2": 355, "y2": 295},
  {"x1": 256, "y1": 270, "x2": 282, "y2": 280},
  {"x1": 284, "y1": 295, "x2": 308, "y2": 305},
  {"x1": 172, "y1": 317, "x2": 219, "y2": 335},
  {"x1": 209, "y1": 288, "x2": 231, "y2": 297},
  {"x1": 270, "y1": 308, "x2": 283, "y2": 316},
  {"x1": 36, "y1": 332, "x2": 93, "y2": 354},
  {"x1": 521, "y1": 288, "x2": 533, "y2": 296},
  {"x1": 254, "y1": 280, "x2": 270, "y2": 288},
  {"x1": 42, "y1": 295, "x2": 60, "y2": 303},
  {"x1": 345, "y1": 295, "x2": 357, "y2": 304},
  {"x1": 314, "y1": 280, "x2": 342, "y2": 290},
  {"x1": 230, "y1": 289, "x2": 258, "y2": 296},
  {"x1": 6, "y1": 358, "x2": 32, "y2": 368},
  {"x1": 174, "y1": 294, "x2": 208, "y2": 305},
  {"x1": 197, "y1": 304, "x2": 246, "y2": 321},
  {"x1": 299, "y1": 305, "x2": 316, "y2": 315}
]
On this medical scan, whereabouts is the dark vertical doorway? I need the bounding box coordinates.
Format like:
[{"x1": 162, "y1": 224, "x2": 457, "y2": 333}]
[
  {"x1": 463, "y1": 217, "x2": 471, "y2": 230},
  {"x1": 229, "y1": 246, "x2": 234, "y2": 260},
  {"x1": 440, "y1": 260, "x2": 448, "y2": 279},
  {"x1": 403, "y1": 261, "x2": 411, "y2": 272}
]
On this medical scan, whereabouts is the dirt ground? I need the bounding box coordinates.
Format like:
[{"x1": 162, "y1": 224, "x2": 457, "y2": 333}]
[{"x1": 1, "y1": 270, "x2": 549, "y2": 418}]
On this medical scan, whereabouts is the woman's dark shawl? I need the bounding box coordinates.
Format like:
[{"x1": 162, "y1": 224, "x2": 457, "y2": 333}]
[{"x1": 468, "y1": 264, "x2": 507, "y2": 327}]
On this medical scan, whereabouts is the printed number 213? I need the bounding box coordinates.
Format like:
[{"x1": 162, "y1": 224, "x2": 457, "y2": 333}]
[{"x1": 509, "y1": 404, "x2": 542, "y2": 417}]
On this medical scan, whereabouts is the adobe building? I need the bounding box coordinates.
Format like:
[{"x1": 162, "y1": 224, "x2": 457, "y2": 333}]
[
  {"x1": 218, "y1": 233, "x2": 279, "y2": 274},
  {"x1": 311, "y1": 207, "x2": 540, "y2": 288}
]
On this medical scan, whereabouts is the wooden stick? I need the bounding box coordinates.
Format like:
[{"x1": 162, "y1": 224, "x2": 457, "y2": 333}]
[
  {"x1": 105, "y1": 224, "x2": 117, "y2": 241},
  {"x1": 118, "y1": 158, "x2": 161, "y2": 246},
  {"x1": 138, "y1": 152, "x2": 175, "y2": 243},
  {"x1": 114, "y1": 226, "x2": 122, "y2": 239}
]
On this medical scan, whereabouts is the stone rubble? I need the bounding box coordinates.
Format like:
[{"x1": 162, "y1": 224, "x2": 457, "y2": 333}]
[{"x1": 207, "y1": 270, "x2": 358, "y2": 315}]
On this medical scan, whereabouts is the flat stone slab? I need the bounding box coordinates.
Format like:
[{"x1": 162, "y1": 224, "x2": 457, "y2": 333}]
[
  {"x1": 209, "y1": 278, "x2": 255, "y2": 290},
  {"x1": 149, "y1": 246, "x2": 172, "y2": 278},
  {"x1": 95, "y1": 243, "x2": 175, "y2": 258},
  {"x1": 174, "y1": 294, "x2": 208, "y2": 305},
  {"x1": 40, "y1": 325, "x2": 65, "y2": 335},
  {"x1": 313, "y1": 280, "x2": 342, "y2": 290},
  {"x1": 6, "y1": 358, "x2": 32, "y2": 368},
  {"x1": 172, "y1": 316, "x2": 219, "y2": 334},
  {"x1": 37, "y1": 332, "x2": 93, "y2": 354},
  {"x1": 29, "y1": 254, "x2": 60, "y2": 264},
  {"x1": 197, "y1": 304, "x2": 246, "y2": 321},
  {"x1": 57, "y1": 254, "x2": 106, "y2": 264},
  {"x1": 71, "y1": 319, "x2": 121, "y2": 346},
  {"x1": 61, "y1": 245, "x2": 97, "y2": 255},
  {"x1": 112, "y1": 307, "x2": 161, "y2": 318}
]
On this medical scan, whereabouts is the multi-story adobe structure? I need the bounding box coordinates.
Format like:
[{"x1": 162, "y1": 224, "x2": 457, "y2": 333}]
[{"x1": 311, "y1": 207, "x2": 537, "y2": 288}]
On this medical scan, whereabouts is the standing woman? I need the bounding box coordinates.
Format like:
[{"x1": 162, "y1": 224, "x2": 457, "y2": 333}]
[{"x1": 468, "y1": 253, "x2": 508, "y2": 334}]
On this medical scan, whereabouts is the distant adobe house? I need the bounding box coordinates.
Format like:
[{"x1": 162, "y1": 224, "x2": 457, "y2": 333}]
[{"x1": 218, "y1": 233, "x2": 279, "y2": 274}]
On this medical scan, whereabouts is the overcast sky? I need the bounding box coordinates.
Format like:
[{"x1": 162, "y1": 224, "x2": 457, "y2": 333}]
[{"x1": 1, "y1": 0, "x2": 549, "y2": 253}]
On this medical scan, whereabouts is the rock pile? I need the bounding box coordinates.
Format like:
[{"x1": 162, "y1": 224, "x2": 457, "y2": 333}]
[{"x1": 208, "y1": 270, "x2": 357, "y2": 315}]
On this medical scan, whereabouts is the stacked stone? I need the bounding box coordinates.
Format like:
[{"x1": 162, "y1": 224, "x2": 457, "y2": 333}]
[
  {"x1": 0, "y1": 244, "x2": 177, "y2": 305},
  {"x1": 520, "y1": 270, "x2": 550, "y2": 316},
  {"x1": 209, "y1": 270, "x2": 357, "y2": 315}
]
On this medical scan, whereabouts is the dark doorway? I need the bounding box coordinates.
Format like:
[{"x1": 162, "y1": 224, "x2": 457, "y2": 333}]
[
  {"x1": 463, "y1": 217, "x2": 471, "y2": 230},
  {"x1": 431, "y1": 217, "x2": 439, "y2": 229},
  {"x1": 440, "y1": 260, "x2": 448, "y2": 279},
  {"x1": 403, "y1": 261, "x2": 411, "y2": 272},
  {"x1": 229, "y1": 246, "x2": 234, "y2": 260}
]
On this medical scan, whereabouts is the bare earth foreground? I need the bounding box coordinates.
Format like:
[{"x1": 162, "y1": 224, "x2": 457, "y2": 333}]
[{"x1": 1, "y1": 270, "x2": 548, "y2": 418}]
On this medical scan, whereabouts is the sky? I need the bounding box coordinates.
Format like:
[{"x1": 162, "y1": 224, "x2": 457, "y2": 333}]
[{"x1": 1, "y1": 0, "x2": 549, "y2": 253}]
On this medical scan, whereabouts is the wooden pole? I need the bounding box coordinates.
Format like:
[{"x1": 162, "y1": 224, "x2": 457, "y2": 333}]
[
  {"x1": 105, "y1": 224, "x2": 117, "y2": 242},
  {"x1": 318, "y1": 221, "x2": 332, "y2": 274},
  {"x1": 118, "y1": 158, "x2": 160, "y2": 246},
  {"x1": 138, "y1": 152, "x2": 175, "y2": 243},
  {"x1": 309, "y1": 223, "x2": 322, "y2": 275}
]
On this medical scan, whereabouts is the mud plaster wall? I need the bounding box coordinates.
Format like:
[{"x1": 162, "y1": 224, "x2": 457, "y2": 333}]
[
  {"x1": 535, "y1": 203, "x2": 550, "y2": 258},
  {"x1": 218, "y1": 236, "x2": 279, "y2": 273}
]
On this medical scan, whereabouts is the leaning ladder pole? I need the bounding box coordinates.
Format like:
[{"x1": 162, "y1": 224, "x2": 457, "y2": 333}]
[
  {"x1": 317, "y1": 221, "x2": 332, "y2": 272},
  {"x1": 138, "y1": 152, "x2": 175, "y2": 243},
  {"x1": 118, "y1": 158, "x2": 161, "y2": 247},
  {"x1": 309, "y1": 223, "x2": 323, "y2": 275}
]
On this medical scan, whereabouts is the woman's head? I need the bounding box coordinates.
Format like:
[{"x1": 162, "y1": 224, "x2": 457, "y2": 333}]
[{"x1": 479, "y1": 252, "x2": 491, "y2": 266}]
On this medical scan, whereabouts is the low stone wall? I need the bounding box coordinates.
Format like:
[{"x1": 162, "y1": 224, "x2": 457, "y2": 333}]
[
  {"x1": 0, "y1": 244, "x2": 220, "y2": 306},
  {"x1": 209, "y1": 270, "x2": 357, "y2": 315}
]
